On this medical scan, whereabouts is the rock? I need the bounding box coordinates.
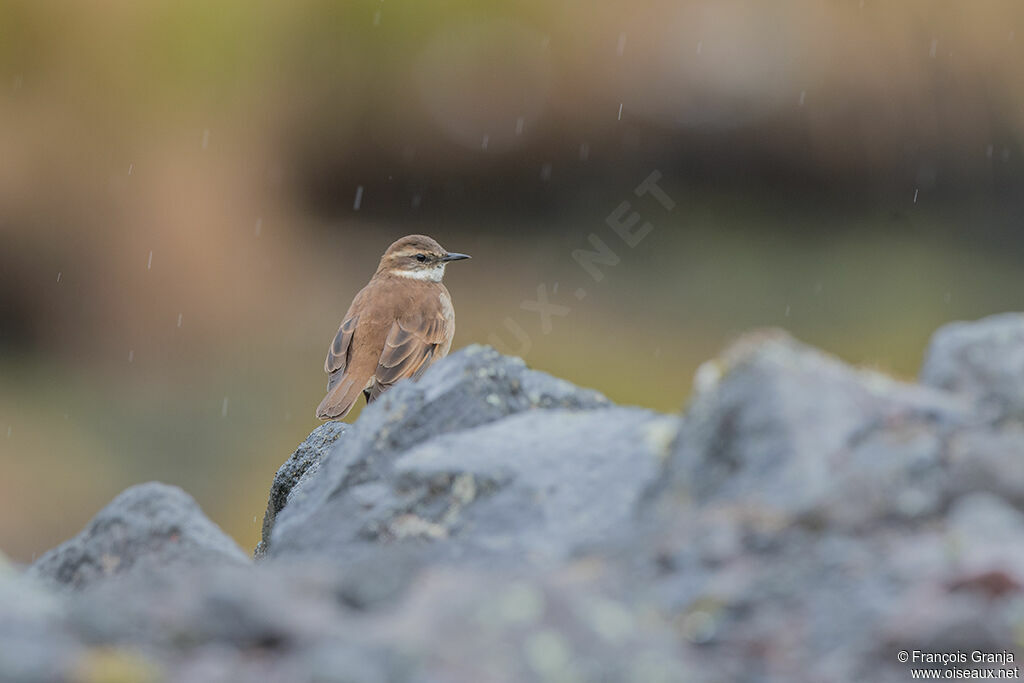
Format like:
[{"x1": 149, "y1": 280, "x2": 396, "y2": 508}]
[
  {"x1": 62, "y1": 560, "x2": 691, "y2": 683},
  {"x1": 264, "y1": 344, "x2": 614, "y2": 559},
  {"x1": 877, "y1": 496, "x2": 1024, "y2": 680},
  {"x1": 945, "y1": 422, "x2": 1024, "y2": 507},
  {"x1": 673, "y1": 329, "x2": 971, "y2": 525},
  {"x1": 0, "y1": 569, "x2": 82, "y2": 683},
  {"x1": 921, "y1": 312, "x2": 1024, "y2": 418},
  {"x1": 10, "y1": 321, "x2": 1024, "y2": 683},
  {"x1": 945, "y1": 492, "x2": 1024, "y2": 577},
  {"x1": 640, "y1": 328, "x2": 1024, "y2": 682},
  {"x1": 256, "y1": 421, "x2": 347, "y2": 557},
  {"x1": 29, "y1": 482, "x2": 249, "y2": 590},
  {"x1": 362, "y1": 567, "x2": 692, "y2": 683},
  {"x1": 270, "y1": 406, "x2": 679, "y2": 566},
  {"x1": 69, "y1": 563, "x2": 348, "y2": 670}
]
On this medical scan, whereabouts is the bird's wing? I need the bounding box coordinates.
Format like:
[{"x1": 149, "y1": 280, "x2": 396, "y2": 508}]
[
  {"x1": 367, "y1": 307, "x2": 451, "y2": 401},
  {"x1": 316, "y1": 311, "x2": 366, "y2": 420},
  {"x1": 324, "y1": 314, "x2": 358, "y2": 392}
]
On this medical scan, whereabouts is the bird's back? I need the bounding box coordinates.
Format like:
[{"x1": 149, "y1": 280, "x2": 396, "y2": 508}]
[{"x1": 316, "y1": 272, "x2": 454, "y2": 420}]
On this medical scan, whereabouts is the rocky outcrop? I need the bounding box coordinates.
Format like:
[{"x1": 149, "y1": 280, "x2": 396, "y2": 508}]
[
  {"x1": 674, "y1": 330, "x2": 972, "y2": 525},
  {"x1": 261, "y1": 344, "x2": 613, "y2": 558},
  {"x1": 255, "y1": 421, "x2": 347, "y2": 558},
  {"x1": 29, "y1": 482, "x2": 249, "y2": 590},
  {"x1": 51, "y1": 560, "x2": 691, "y2": 683},
  {"x1": 5, "y1": 315, "x2": 1024, "y2": 682},
  {"x1": 641, "y1": 327, "x2": 1023, "y2": 681},
  {"x1": 0, "y1": 557, "x2": 82, "y2": 683},
  {"x1": 921, "y1": 312, "x2": 1024, "y2": 419},
  {"x1": 267, "y1": 406, "x2": 677, "y2": 567}
]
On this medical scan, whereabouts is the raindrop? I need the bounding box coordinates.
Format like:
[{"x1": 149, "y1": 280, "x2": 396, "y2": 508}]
[
  {"x1": 696, "y1": 40, "x2": 702, "y2": 55},
  {"x1": 617, "y1": 103, "x2": 623, "y2": 120},
  {"x1": 6, "y1": 426, "x2": 10, "y2": 438},
  {"x1": 913, "y1": 188, "x2": 919, "y2": 204},
  {"x1": 481, "y1": 134, "x2": 490, "y2": 151},
  {"x1": 515, "y1": 117, "x2": 525, "y2": 135},
  {"x1": 128, "y1": 350, "x2": 134, "y2": 363},
  {"x1": 411, "y1": 193, "x2": 422, "y2": 209},
  {"x1": 579, "y1": 143, "x2": 590, "y2": 161},
  {"x1": 1002, "y1": 147, "x2": 1011, "y2": 161},
  {"x1": 617, "y1": 33, "x2": 627, "y2": 56},
  {"x1": 177, "y1": 313, "x2": 183, "y2": 328},
  {"x1": 785, "y1": 305, "x2": 791, "y2": 317},
  {"x1": 12, "y1": 74, "x2": 22, "y2": 89},
  {"x1": 987, "y1": 144, "x2": 994, "y2": 159},
  {"x1": 56, "y1": 271, "x2": 62, "y2": 283},
  {"x1": 929, "y1": 39, "x2": 938, "y2": 58},
  {"x1": 540, "y1": 163, "x2": 552, "y2": 181},
  {"x1": 373, "y1": 9, "x2": 381, "y2": 26},
  {"x1": 799, "y1": 90, "x2": 806, "y2": 106},
  {"x1": 945, "y1": 291, "x2": 952, "y2": 303},
  {"x1": 222, "y1": 397, "x2": 229, "y2": 418},
  {"x1": 353, "y1": 185, "x2": 364, "y2": 211},
  {"x1": 128, "y1": 164, "x2": 134, "y2": 176},
  {"x1": 147, "y1": 250, "x2": 153, "y2": 270},
  {"x1": 201, "y1": 129, "x2": 210, "y2": 149},
  {"x1": 254, "y1": 217, "x2": 262, "y2": 236}
]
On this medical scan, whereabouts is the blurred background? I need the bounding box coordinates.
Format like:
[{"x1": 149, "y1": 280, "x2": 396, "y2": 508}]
[{"x1": 1, "y1": 0, "x2": 1023, "y2": 562}]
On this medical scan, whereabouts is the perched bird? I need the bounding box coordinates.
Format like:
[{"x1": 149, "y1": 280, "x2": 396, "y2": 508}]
[{"x1": 316, "y1": 234, "x2": 470, "y2": 420}]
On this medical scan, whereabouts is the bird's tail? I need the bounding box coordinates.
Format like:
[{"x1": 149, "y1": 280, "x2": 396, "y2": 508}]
[{"x1": 315, "y1": 376, "x2": 363, "y2": 421}]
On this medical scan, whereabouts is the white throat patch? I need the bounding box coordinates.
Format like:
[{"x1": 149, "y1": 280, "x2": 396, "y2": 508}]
[{"x1": 395, "y1": 264, "x2": 446, "y2": 282}]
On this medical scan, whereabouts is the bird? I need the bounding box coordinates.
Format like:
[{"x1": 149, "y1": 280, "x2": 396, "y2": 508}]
[{"x1": 316, "y1": 234, "x2": 470, "y2": 421}]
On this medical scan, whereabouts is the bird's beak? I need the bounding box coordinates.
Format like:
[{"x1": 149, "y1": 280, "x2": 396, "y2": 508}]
[{"x1": 441, "y1": 252, "x2": 471, "y2": 262}]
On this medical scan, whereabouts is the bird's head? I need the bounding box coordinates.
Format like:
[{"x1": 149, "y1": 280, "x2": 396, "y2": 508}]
[{"x1": 376, "y1": 234, "x2": 470, "y2": 282}]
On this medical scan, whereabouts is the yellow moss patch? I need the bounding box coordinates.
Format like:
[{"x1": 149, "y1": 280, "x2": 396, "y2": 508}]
[{"x1": 73, "y1": 648, "x2": 161, "y2": 683}]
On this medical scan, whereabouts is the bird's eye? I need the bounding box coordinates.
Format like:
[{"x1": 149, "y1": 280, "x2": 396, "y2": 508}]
[{"x1": 415, "y1": 254, "x2": 427, "y2": 262}]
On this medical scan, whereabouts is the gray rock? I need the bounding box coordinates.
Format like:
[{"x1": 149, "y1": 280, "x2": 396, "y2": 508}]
[
  {"x1": 945, "y1": 492, "x2": 1024, "y2": 576},
  {"x1": 0, "y1": 568, "x2": 82, "y2": 683},
  {"x1": 921, "y1": 312, "x2": 1024, "y2": 418},
  {"x1": 266, "y1": 344, "x2": 615, "y2": 560},
  {"x1": 30, "y1": 482, "x2": 249, "y2": 589},
  {"x1": 61, "y1": 561, "x2": 395, "y2": 683},
  {"x1": 256, "y1": 421, "x2": 348, "y2": 557},
  {"x1": 56, "y1": 558, "x2": 691, "y2": 683},
  {"x1": 364, "y1": 567, "x2": 692, "y2": 683},
  {"x1": 945, "y1": 422, "x2": 1024, "y2": 507},
  {"x1": 875, "y1": 496, "x2": 1024, "y2": 681},
  {"x1": 641, "y1": 328, "x2": 1024, "y2": 682},
  {"x1": 10, "y1": 322, "x2": 1024, "y2": 683},
  {"x1": 674, "y1": 329, "x2": 971, "y2": 524},
  {"x1": 271, "y1": 407, "x2": 679, "y2": 566}
]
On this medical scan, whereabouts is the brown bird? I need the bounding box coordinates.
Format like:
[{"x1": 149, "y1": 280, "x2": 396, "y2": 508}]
[{"x1": 316, "y1": 234, "x2": 470, "y2": 421}]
